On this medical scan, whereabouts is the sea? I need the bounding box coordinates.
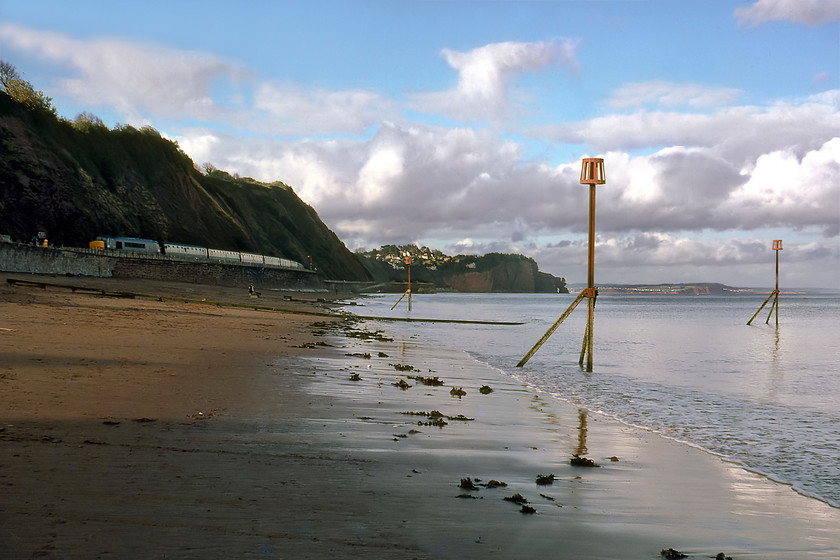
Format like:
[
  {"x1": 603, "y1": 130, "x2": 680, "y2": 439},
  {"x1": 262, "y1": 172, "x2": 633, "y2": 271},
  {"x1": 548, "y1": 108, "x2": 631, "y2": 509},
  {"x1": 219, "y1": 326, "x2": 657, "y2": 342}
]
[{"x1": 338, "y1": 291, "x2": 840, "y2": 509}]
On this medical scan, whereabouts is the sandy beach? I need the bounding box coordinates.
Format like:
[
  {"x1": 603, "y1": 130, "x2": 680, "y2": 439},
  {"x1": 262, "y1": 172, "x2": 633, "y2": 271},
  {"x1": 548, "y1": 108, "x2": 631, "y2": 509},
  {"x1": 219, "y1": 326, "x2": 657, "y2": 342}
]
[{"x1": 1, "y1": 275, "x2": 838, "y2": 559}]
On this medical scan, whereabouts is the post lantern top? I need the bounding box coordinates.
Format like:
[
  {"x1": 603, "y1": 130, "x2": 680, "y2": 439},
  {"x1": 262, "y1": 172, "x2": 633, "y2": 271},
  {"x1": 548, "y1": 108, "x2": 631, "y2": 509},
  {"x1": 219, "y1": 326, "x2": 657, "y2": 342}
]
[
  {"x1": 580, "y1": 158, "x2": 606, "y2": 185},
  {"x1": 772, "y1": 239, "x2": 783, "y2": 251}
]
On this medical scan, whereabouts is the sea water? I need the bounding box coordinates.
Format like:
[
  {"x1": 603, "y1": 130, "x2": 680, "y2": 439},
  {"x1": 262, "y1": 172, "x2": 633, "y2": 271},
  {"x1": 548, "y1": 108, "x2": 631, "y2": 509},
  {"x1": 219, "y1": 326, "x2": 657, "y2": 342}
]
[{"x1": 339, "y1": 292, "x2": 840, "y2": 508}]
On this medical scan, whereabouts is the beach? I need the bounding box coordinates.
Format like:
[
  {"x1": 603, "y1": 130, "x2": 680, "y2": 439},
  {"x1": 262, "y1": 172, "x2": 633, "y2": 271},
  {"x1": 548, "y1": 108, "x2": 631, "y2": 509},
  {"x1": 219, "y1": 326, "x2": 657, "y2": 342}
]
[{"x1": 1, "y1": 276, "x2": 838, "y2": 559}]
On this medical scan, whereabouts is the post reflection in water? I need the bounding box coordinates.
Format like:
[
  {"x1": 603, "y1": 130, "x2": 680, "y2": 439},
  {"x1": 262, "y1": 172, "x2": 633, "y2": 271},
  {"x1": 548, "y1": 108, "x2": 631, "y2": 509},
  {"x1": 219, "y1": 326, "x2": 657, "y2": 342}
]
[
  {"x1": 768, "y1": 325, "x2": 783, "y2": 401},
  {"x1": 576, "y1": 409, "x2": 588, "y2": 457}
]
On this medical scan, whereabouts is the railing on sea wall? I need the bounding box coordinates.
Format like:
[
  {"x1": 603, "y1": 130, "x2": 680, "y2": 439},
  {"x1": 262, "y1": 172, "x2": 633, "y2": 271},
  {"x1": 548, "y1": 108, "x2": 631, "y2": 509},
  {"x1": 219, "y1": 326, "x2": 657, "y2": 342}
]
[{"x1": 63, "y1": 246, "x2": 311, "y2": 273}]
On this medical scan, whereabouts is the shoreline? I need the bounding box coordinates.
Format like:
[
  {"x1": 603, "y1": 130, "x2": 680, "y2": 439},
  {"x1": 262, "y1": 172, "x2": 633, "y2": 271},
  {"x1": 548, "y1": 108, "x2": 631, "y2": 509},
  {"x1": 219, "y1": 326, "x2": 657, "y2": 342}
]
[
  {"x1": 516, "y1": 381, "x2": 840, "y2": 511},
  {"x1": 300, "y1": 320, "x2": 840, "y2": 558},
  {"x1": 2, "y1": 275, "x2": 838, "y2": 558}
]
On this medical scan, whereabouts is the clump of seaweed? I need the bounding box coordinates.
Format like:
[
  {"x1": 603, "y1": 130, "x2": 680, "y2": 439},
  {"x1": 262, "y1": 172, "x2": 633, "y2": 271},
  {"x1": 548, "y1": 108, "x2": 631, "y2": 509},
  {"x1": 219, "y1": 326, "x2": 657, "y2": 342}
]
[
  {"x1": 503, "y1": 493, "x2": 528, "y2": 505},
  {"x1": 314, "y1": 319, "x2": 394, "y2": 342},
  {"x1": 345, "y1": 352, "x2": 371, "y2": 359},
  {"x1": 520, "y1": 505, "x2": 537, "y2": 514},
  {"x1": 391, "y1": 363, "x2": 417, "y2": 372},
  {"x1": 398, "y1": 410, "x2": 473, "y2": 422},
  {"x1": 459, "y1": 477, "x2": 479, "y2": 490},
  {"x1": 409, "y1": 375, "x2": 445, "y2": 386},
  {"x1": 535, "y1": 474, "x2": 555, "y2": 485},
  {"x1": 660, "y1": 549, "x2": 688, "y2": 559},
  {"x1": 295, "y1": 341, "x2": 331, "y2": 349},
  {"x1": 570, "y1": 455, "x2": 599, "y2": 467},
  {"x1": 450, "y1": 387, "x2": 466, "y2": 397},
  {"x1": 479, "y1": 385, "x2": 494, "y2": 394},
  {"x1": 349, "y1": 372, "x2": 362, "y2": 381},
  {"x1": 393, "y1": 378, "x2": 412, "y2": 389},
  {"x1": 481, "y1": 480, "x2": 508, "y2": 488},
  {"x1": 400, "y1": 410, "x2": 444, "y2": 418}
]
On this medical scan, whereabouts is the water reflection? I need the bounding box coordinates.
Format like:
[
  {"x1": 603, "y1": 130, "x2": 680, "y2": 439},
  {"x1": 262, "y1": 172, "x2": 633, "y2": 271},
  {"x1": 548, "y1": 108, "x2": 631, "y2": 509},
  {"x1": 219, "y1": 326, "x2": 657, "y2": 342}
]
[
  {"x1": 576, "y1": 409, "x2": 588, "y2": 457},
  {"x1": 767, "y1": 326, "x2": 783, "y2": 400}
]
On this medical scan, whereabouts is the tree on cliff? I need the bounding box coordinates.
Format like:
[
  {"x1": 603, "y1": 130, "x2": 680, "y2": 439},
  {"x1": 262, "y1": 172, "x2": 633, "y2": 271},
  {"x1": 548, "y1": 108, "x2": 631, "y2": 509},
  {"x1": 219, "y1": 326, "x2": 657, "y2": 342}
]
[{"x1": 0, "y1": 60, "x2": 56, "y2": 116}]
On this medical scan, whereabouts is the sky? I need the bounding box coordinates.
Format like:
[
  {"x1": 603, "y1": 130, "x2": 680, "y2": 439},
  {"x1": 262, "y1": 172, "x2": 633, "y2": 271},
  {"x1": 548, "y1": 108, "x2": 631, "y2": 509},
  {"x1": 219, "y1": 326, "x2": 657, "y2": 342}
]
[{"x1": 1, "y1": 0, "x2": 838, "y2": 288}]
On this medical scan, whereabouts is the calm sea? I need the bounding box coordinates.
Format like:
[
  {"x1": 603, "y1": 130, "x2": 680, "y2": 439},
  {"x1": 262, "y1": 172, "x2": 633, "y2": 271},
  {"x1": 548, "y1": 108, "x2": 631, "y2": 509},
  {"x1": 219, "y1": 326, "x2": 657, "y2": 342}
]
[{"x1": 340, "y1": 292, "x2": 840, "y2": 508}]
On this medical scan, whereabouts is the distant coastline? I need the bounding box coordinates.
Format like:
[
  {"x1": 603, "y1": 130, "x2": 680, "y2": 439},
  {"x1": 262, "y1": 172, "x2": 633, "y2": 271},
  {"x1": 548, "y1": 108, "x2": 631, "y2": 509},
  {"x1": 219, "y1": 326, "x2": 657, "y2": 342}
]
[{"x1": 566, "y1": 282, "x2": 824, "y2": 295}]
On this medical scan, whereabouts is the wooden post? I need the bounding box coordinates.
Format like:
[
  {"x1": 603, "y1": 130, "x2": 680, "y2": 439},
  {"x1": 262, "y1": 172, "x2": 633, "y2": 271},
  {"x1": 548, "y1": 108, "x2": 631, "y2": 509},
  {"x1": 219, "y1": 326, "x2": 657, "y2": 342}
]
[
  {"x1": 765, "y1": 295, "x2": 778, "y2": 325},
  {"x1": 580, "y1": 179, "x2": 598, "y2": 371},
  {"x1": 746, "y1": 292, "x2": 774, "y2": 325},
  {"x1": 390, "y1": 252, "x2": 413, "y2": 312},
  {"x1": 390, "y1": 290, "x2": 408, "y2": 311},
  {"x1": 517, "y1": 158, "x2": 604, "y2": 369},
  {"x1": 747, "y1": 240, "x2": 782, "y2": 326},
  {"x1": 517, "y1": 291, "x2": 586, "y2": 367}
]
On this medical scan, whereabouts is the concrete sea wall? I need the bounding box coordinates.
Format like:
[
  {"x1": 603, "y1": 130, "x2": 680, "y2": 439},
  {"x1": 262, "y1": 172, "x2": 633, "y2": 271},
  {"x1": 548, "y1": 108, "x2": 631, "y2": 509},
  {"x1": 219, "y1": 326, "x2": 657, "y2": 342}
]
[{"x1": 0, "y1": 243, "x2": 322, "y2": 291}]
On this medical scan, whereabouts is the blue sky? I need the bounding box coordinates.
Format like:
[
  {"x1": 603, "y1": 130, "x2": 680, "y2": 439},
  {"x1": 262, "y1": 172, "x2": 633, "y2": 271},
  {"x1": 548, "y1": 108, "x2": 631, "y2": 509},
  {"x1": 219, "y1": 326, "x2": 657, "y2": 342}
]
[{"x1": 1, "y1": 0, "x2": 838, "y2": 288}]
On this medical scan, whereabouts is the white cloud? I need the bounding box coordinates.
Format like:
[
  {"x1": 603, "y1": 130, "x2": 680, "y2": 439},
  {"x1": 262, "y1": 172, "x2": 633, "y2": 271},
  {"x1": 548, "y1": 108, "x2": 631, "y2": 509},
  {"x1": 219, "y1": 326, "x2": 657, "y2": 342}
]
[
  {"x1": 541, "y1": 91, "x2": 840, "y2": 165},
  {"x1": 182, "y1": 117, "x2": 838, "y2": 259},
  {"x1": 409, "y1": 40, "x2": 579, "y2": 121},
  {"x1": 735, "y1": 0, "x2": 840, "y2": 26},
  {"x1": 726, "y1": 138, "x2": 840, "y2": 236},
  {"x1": 357, "y1": 142, "x2": 406, "y2": 205},
  {"x1": 607, "y1": 81, "x2": 743, "y2": 109},
  {"x1": 252, "y1": 84, "x2": 396, "y2": 135},
  {"x1": 176, "y1": 132, "x2": 221, "y2": 168},
  {"x1": 0, "y1": 23, "x2": 250, "y2": 122}
]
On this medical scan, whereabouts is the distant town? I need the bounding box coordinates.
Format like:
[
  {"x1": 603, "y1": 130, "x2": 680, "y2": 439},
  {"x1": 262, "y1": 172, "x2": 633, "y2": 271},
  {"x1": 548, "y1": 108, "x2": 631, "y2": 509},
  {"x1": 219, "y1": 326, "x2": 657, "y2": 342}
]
[{"x1": 358, "y1": 244, "x2": 454, "y2": 271}]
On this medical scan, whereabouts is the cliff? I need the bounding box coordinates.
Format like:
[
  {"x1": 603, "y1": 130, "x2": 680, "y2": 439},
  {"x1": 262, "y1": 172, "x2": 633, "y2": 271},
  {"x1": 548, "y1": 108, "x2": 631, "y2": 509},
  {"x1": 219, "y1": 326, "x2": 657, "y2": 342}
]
[{"x1": 0, "y1": 92, "x2": 370, "y2": 281}]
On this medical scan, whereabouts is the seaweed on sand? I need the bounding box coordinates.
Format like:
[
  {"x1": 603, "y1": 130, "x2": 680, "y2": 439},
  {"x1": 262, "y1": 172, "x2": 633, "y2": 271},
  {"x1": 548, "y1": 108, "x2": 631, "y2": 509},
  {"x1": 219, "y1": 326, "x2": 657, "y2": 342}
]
[
  {"x1": 459, "y1": 477, "x2": 479, "y2": 490},
  {"x1": 503, "y1": 493, "x2": 528, "y2": 505},
  {"x1": 570, "y1": 455, "x2": 599, "y2": 467},
  {"x1": 392, "y1": 378, "x2": 412, "y2": 389},
  {"x1": 536, "y1": 473, "x2": 555, "y2": 485},
  {"x1": 409, "y1": 375, "x2": 445, "y2": 386}
]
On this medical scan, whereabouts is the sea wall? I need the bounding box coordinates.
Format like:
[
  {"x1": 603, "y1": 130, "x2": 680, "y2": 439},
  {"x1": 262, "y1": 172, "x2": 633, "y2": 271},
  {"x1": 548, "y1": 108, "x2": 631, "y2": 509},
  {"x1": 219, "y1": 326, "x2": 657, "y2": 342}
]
[
  {"x1": 0, "y1": 243, "x2": 322, "y2": 291},
  {"x1": 0, "y1": 243, "x2": 116, "y2": 277}
]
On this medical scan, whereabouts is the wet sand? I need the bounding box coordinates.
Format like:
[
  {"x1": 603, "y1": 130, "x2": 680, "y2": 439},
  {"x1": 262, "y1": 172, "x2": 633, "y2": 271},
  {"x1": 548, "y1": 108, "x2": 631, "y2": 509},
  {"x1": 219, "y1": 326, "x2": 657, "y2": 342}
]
[{"x1": 1, "y1": 275, "x2": 838, "y2": 559}]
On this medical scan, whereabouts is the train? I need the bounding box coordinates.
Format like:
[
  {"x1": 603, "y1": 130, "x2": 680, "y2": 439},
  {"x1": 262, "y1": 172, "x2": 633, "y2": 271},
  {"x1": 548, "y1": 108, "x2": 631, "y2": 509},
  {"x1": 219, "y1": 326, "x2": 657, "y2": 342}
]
[{"x1": 89, "y1": 236, "x2": 305, "y2": 270}]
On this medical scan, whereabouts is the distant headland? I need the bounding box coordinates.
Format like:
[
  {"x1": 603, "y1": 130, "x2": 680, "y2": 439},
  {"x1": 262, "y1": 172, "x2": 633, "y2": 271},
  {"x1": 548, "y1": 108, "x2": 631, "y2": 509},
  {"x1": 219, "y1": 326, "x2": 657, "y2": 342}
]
[{"x1": 567, "y1": 282, "x2": 816, "y2": 295}]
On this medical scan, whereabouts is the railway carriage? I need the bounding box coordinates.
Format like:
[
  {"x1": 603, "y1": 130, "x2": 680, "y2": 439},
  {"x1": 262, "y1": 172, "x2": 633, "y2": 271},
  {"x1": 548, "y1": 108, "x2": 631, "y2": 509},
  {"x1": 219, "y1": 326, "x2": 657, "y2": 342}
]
[{"x1": 163, "y1": 243, "x2": 209, "y2": 258}]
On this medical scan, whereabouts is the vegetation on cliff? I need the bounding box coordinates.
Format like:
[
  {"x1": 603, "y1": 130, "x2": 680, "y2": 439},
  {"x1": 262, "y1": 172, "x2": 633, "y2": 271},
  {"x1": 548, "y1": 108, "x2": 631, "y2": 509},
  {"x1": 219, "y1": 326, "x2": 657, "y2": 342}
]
[
  {"x1": 356, "y1": 245, "x2": 568, "y2": 293},
  {"x1": 0, "y1": 64, "x2": 369, "y2": 281}
]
